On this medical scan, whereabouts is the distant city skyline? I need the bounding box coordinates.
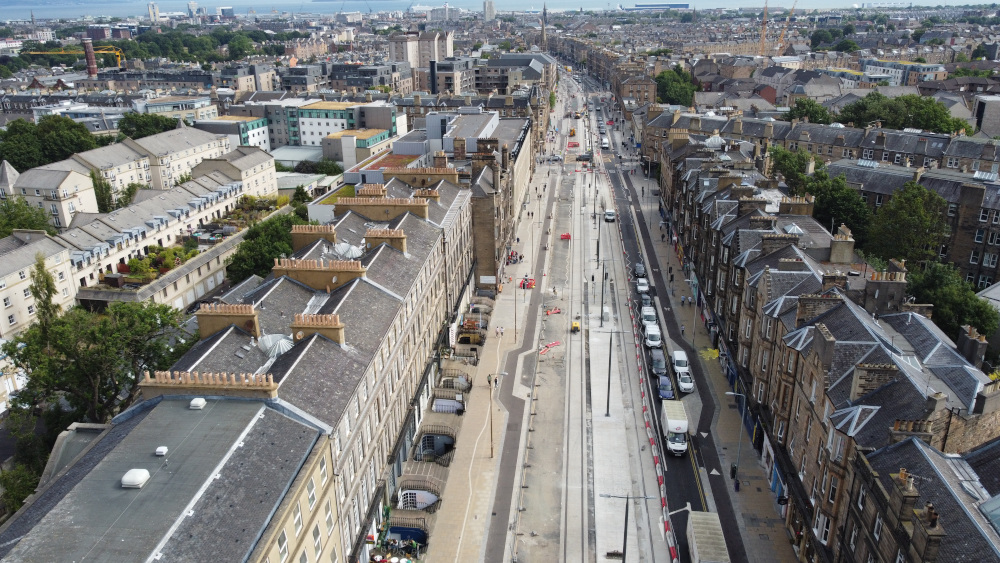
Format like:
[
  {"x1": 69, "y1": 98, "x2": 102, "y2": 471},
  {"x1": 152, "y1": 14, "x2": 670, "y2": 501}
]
[{"x1": 0, "y1": 0, "x2": 977, "y2": 24}]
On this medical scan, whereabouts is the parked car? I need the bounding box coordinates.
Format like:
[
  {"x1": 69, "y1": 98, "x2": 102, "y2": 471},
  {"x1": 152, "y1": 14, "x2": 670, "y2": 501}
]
[
  {"x1": 677, "y1": 371, "x2": 695, "y2": 394},
  {"x1": 634, "y1": 262, "x2": 646, "y2": 277},
  {"x1": 640, "y1": 294, "x2": 652, "y2": 308},
  {"x1": 636, "y1": 278, "x2": 650, "y2": 293}
]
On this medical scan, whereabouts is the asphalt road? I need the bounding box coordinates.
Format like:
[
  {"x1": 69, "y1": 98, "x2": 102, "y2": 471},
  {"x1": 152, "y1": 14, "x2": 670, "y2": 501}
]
[{"x1": 605, "y1": 142, "x2": 750, "y2": 563}]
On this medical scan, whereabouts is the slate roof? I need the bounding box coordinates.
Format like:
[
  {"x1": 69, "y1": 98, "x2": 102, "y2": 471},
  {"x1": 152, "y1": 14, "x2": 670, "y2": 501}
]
[
  {"x1": 0, "y1": 398, "x2": 320, "y2": 563},
  {"x1": 867, "y1": 438, "x2": 1000, "y2": 562}
]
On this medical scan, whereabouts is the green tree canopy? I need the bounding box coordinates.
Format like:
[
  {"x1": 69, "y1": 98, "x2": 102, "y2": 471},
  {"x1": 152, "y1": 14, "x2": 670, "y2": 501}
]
[
  {"x1": 118, "y1": 113, "x2": 179, "y2": 139},
  {"x1": 806, "y1": 169, "x2": 872, "y2": 247},
  {"x1": 835, "y1": 92, "x2": 971, "y2": 134},
  {"x1": 35, "y1": 115, "x2": 97, "y2": 164},
  {"x1": 226, "y1": 213, "x2": 309, "y2": 283},
  {"x1": 865, "y1": 180, "x2": 950, "y2": 264},
  {"x1": 769, "y1": 145, "x2": 813, "y2": 195},
  {"x1": 0, "y1": 198, "x2": 57, "y2": 237},
  {"x1": 834, "y1": 39, "x2": 860, "y2": 52},
  {"x1": 655, "y1": 65, "x2": 698, "y2": 107},
  {"x1": 3, "y1": 301, "x2": 191, "y2": 424},
  {"x1": 0, "y1": 119, "x2": 46, "y2": 171},
  {"x1": 907, "y1": 262, "x2": 1000, "y2": 342},
  {"x1": 783, "y1": 98, "x2": 832, "y2": 125},
  {"x1": 811, "y1": 29, "x2": 833, "y2": 48}
]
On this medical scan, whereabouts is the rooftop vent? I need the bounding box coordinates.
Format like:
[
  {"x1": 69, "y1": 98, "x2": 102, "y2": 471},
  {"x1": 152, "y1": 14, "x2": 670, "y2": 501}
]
[
  {"x1": 189, "y1": 397, "x2": 207, "y2": 410},
  {"x1": 121, "y1": 468, "x2": 151, "y2": 489},
  {"x1": 155, "y1": 446, "x2": 169, "y2": 456}
]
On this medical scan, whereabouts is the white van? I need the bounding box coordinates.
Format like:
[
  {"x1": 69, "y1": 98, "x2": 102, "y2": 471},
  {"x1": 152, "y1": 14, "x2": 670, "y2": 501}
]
[
  {"x1": 643, "y1": 323, "x2": 662, "y2": 348},
  {"x1": 641, "y1": 306, "x2": 657, "y2": 325},
  {"x1": 604, "y1": 209, "x2": 616, "y2": 222},
  {"x1": 601, "y1": 136, "x2": 609, "y2": 149},
  {"x1": 671, "y1": 350, "x2": 690, "y2": 377}
]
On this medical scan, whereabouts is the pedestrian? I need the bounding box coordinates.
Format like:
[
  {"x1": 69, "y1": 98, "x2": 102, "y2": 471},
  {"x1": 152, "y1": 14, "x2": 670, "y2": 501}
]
[
  {"x1": 501, "y1": 326, "x2": 505, "y2": 337},
  {"x1": 681, "y1": 324, "x2": 686, "y2": 336},
  {"x1": 496, "y1": 326, "x2": 500, "y2": 337},
  {"x1": 661, "y1": 233, "x2": 666, "y2": 242}
]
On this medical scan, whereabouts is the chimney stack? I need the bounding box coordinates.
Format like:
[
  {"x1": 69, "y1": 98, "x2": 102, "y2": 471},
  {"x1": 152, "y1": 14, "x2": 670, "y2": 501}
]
[{"x1": 83, "y1": 38, "x2": 99, "y2": 78}]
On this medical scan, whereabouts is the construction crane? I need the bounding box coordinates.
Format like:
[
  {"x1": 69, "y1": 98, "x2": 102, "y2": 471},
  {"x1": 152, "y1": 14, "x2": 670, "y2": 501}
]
[
  {"x1": 777, "y1": 1, "x2": 797, "y2": 55},
  {"x1": 25, "y1": 45, "x2": 124, "y2": 68},
  {"x1": 758, "y1": 1, "x2": 769, "y2": 57}
]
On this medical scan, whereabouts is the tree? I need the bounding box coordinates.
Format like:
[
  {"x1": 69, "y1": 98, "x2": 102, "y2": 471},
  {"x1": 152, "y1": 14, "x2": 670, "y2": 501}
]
[
  {"x1": 783, "y1": 98, "x2": 832, "y2": 125},
  {"x1": 226, "y1": 213, "x2": 309, "y2": 282},
  {"x1": 29, "y1": 253, "x2": 60, "y2": 344},
  {"x1": 955, "y1": 53, "x2": 970, "y2": 63},
  {"x1": 0, "y1": 119, "x2": 45, "y2": 171},
  {"x1": 952, "y1": 67, "x2": 992, "y2": 78},
  {"x1": 811, "y1": 29, "x2": 833, "y2": 48},
  {"x1": 907, "y1": 262, "x2": 1000, "y2": 342},
  {"x1": 836, "y1": 92, "x2": 970, "y2": 134},
  {"x1": 118, "y1": 113, "x2": 178, "y2": 139},
  {"x1": 3, "y1": 301, "x2": 191, "y2": 424},
  {"x1": 91, "y1": 170, "x2": 114, "y2": 213},
  {"x1": 843, "y1": 24, "x2": 856, "y2": 36},
  {"x1": 769, "y1": 145, "x2": 813, "y2": 195},
  {"x1": 807, "y1": 170, "x2": 872, "y2": 247},
  {"x1": 865, "y1": 181, "x2": 949, "y2": 264},
  {"x1": 655, "y1": 65, "x2": 697, "y2": 106},
  {"x1": 35, "y1": 115, "x2": 97, "y2": 164},
  {"x1": 972, "y1": 43, "x2": 989, "y2": 60},
  {"x1": 834, "y1": 39, "x2": 860, "y2": 52},
  {"x1": 0, "y1": 464, "x2": 40, "y2": 514},
  {"x1": 294, "y1": 159, "x2": 343, "y2": 176},
  {"x1": 0, "y1": 198, "x2": 57, "y2": 237}
]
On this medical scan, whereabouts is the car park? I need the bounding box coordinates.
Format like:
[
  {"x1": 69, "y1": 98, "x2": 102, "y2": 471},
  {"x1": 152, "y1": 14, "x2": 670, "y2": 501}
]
[{"x1": 636, "y1": 277, "x2": 649, "y2": 293}]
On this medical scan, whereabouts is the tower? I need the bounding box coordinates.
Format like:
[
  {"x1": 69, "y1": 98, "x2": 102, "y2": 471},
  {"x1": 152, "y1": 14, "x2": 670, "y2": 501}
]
[{"x1": 541, "y1": 3, "x2": 548, "y2": 48}]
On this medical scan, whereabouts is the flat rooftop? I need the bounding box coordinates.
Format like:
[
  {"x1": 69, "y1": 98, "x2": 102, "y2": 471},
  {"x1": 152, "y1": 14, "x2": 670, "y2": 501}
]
[
  {"x1": 326, "y1": 128, "x2": 388, "y2": 140},
  {"x1": 302, "y1": 101, "x2": 360, "y2": 111},
  {"x1": 210, "y1": 115, "x2": 263, "y2": 122},
  {"x1": 361, "y1": 152, "x2": 419, "y2": 170}
]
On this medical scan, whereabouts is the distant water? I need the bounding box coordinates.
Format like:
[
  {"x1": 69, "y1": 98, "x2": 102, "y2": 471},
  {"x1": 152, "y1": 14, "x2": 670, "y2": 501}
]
[
  {"x1": 0, "y1": 0, "x2": 968, "y2": 21},
  {"x1": 1, "y1": 0, "x2": 892, "y2": 22}
]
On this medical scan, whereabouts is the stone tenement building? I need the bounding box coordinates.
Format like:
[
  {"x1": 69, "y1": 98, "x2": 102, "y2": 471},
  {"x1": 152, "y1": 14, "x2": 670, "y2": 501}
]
[
  {"x1": 662, "y1": 135, "x2": 1000, "y2": 563},
  {"x1": 0, "y1": 178, "x2": 477, "y2": 563}
]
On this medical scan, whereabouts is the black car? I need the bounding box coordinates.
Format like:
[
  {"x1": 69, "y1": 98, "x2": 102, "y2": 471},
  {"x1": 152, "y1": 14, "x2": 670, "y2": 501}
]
[
  {"x1": 576, "y1": 152, "x2": 593, "y2": 162},
  {"x1": 634, "y1": 262, "x2": 647, "y2": 278}
]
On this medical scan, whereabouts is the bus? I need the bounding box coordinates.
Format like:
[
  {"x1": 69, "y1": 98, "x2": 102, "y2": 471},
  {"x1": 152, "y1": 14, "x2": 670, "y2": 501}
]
[{"x1": 601, "y1": 136, "x2": 609, "y2": 150}]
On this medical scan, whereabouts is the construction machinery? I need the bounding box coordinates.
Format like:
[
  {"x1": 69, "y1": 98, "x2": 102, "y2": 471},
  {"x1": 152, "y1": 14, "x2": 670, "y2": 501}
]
[
  {"x1": 758, "y1": 1, "x2": 768, "y2": 57},
  {"x1": 25, "y1": 45, "x2": 124, "y2": 69},
  {"x1": 777, "y1": 1, "x2": 797, "y2": 55}
]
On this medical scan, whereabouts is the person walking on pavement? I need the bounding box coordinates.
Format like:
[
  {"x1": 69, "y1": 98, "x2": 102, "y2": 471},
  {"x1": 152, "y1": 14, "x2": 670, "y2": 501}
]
[
  {"x1": 500, "y1": 326, "x2": 505, "y2": 337},
  {"x1": 681, "y1": 324, "x2": 685, "y2": 336}
]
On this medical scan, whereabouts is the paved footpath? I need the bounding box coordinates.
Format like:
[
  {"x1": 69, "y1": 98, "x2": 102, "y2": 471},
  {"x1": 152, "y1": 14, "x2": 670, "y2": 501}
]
[{"x1": 628, "y1": 165, "x2": 798, "y2": 563}]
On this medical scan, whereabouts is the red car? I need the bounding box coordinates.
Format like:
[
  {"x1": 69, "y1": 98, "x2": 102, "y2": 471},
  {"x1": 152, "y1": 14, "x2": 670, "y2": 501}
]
[
  {"x1": 607, "y1": 120, "x2": 614, "y2": 125},
  {"x1": 567, "y1": 141, "x2": 580, "y2": 148}
]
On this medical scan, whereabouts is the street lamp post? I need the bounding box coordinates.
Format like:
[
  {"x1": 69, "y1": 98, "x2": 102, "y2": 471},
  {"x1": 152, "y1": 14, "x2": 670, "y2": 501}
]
[
  {"x1": 599, "y1": 493, "x2": 657, "y2": 562},
  {"x1": 598, "y1": 328, "x2": 625, "y2": 417},
  {"x1": 489, "y1": 372, "x2": 508, "y2": 459},
  {"x1": 726, "y1": 388, "x2": 746, "y2": 491},
  {"x1": 688, "y1": 276, "x2": 699, "y2": 347}
]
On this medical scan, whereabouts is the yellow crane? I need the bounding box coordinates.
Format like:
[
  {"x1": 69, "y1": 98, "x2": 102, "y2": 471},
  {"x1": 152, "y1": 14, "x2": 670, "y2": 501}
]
[
  {"x1": 777, "y1": 1, "x2": 797, "y2": 55},
  {"x1": 24, "y1": 45, "x2": 125, "y2": 68},
  {"x1": 758, "y1": 1, "x2": 769, "y2": 57}
]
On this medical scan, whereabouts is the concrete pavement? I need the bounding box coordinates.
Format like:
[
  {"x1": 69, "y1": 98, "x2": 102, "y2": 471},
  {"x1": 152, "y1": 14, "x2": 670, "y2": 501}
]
[{"x1": 628, "y1": 161, "x2": 798, "y2": 563}]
